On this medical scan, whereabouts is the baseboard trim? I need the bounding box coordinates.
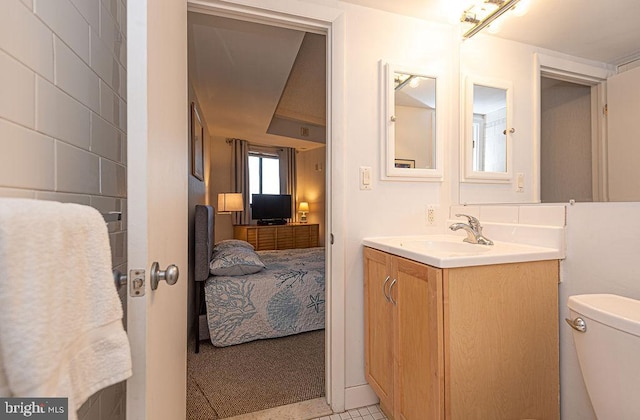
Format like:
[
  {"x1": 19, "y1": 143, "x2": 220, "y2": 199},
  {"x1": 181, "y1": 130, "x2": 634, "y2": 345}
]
[{"x1": 344, "y1": 384, "x2": 379, "y2": 411}]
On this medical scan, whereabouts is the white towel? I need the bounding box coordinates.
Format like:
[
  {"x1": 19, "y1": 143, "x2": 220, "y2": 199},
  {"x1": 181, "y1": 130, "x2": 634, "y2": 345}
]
[{"x1": 0, "y1": 198, "x2": 132, "y2": 419}]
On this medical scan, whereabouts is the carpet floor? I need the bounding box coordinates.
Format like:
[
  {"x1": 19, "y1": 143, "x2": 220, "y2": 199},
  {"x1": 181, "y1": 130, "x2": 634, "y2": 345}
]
[{"x1": 187, "y1": 330, "x2": 325, "y2": 419}]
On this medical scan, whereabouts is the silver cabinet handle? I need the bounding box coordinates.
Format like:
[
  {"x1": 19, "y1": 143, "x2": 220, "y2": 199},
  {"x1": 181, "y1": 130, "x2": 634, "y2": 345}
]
[
  {"x1": 565, "y1": 317, "x2": 587, "y2": 333},
  {"x1": 382, "y1": 276, "x2": 391, "y2": 302},
  {"x1": 388, "y1": 278, "x2": 397, "y2": 306},
  {"x1": 150, "y1": 262, "x2": 180, "y2": 290}
]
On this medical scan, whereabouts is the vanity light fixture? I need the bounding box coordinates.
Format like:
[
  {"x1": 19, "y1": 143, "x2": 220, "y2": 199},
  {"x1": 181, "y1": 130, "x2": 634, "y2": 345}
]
[{"x1": 461, "y1": 0, "x2": 521, "y2": 39}]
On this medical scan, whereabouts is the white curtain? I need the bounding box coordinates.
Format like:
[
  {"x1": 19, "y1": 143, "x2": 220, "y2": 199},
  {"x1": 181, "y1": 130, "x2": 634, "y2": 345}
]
[
  {"x1": 278, "y1": 147, "x2": 297, "y2": 222},
  {"x1": 231, "y1": 138, "x2": 251, "y2": 225}
]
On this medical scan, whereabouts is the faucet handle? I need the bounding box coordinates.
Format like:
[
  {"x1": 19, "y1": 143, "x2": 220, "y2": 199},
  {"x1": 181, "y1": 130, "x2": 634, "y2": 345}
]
[{"x1": 455, "y1": 213, "x2": 480, "y2": 229}]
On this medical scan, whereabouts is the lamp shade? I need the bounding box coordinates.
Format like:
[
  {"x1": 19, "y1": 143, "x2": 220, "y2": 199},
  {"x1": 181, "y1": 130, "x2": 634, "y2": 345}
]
[
  {"x1": 298, "y1": 202, "x2": 310, "y2": 212},
  {"x1": 218, "y1": 193, "x2": 244, "y2": 212}
]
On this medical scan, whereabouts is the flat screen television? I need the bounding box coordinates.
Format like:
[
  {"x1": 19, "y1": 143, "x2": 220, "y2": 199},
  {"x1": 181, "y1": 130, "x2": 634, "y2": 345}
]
[{"x1": 251, "y1": 194, "x2": 292, "y2": 225}]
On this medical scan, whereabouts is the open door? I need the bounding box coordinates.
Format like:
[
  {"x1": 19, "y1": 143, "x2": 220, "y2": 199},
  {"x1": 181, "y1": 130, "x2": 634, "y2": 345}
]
[
  {"x1": 606, "y1": 65, "x2": 640, "y2": 201},
  {"x1": 126, "y1": 1, "x2": 189, "y2": 419}
]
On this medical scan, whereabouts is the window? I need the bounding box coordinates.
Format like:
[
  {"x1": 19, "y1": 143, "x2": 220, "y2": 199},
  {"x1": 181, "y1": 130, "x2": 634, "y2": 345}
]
[{"x1": 249, "y1": 153, "x2": 280, "y2": 202}]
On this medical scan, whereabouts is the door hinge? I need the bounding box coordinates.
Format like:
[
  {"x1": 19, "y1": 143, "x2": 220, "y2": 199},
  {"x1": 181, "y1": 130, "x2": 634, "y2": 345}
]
[
  {"x1": 330, "y1": 233, "x2": 335, "y2": 245},
  {"x1": 603, "y1": 104, "x2": 608, "y2": 116}
]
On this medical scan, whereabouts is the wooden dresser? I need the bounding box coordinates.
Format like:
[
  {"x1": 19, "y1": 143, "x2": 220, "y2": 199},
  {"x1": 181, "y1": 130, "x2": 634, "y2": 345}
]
[{"x1": 233, "y1": 223, "x2": 319, "y2": 250}]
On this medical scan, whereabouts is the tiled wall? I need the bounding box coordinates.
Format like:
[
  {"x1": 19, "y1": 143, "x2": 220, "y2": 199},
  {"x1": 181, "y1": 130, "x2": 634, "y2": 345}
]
[{"x1": 0, "y1": 0, "x2": 127, "y2": 419}]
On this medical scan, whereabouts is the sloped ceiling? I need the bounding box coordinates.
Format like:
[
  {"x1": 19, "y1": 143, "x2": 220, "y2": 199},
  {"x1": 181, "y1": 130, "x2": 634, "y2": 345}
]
[{"x1": 187, "y1": 13, "x2": 326, "y2": 151}]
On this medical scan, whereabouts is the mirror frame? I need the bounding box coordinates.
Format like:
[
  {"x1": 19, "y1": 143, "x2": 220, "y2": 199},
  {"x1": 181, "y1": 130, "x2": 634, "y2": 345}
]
[
  {"x1": 461, "y1": 75, "x2": 513, "y2": 183},
  {"x1": 380, "y1": 61, "x2": 444, "y2": 181}
]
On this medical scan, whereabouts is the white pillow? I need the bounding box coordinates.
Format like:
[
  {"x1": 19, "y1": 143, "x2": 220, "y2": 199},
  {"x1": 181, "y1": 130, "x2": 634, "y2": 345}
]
[
  {"x1": 213, "y1": 239, "x2": 255, "y2": 252},
  {"x1": 209, "y1": 247, "x2": 265, "y2": 276}
]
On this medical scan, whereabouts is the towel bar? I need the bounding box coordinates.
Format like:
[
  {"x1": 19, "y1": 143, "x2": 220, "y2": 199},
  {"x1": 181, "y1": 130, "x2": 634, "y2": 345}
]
[{"x1": 101, "y1": 212, "x2": 122, "y2": 223}]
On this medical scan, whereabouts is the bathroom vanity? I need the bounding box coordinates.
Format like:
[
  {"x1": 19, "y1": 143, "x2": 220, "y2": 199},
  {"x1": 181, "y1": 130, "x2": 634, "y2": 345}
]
[{"x1": 363, "y1": 237, "x2": 560, "y2": 420}]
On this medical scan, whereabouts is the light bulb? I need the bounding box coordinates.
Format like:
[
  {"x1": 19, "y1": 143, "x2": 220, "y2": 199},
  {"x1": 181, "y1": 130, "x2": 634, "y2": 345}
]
[{"x1": 512, "y1": 0, "x2": 531, "y2": 17}]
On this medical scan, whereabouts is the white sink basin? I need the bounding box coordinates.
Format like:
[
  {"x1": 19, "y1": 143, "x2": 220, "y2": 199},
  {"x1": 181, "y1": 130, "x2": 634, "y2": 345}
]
[
  {"x1": 362, "y1": 234, "x2": 563, "y2": 268},
  {"x1": 402, "y1": 239, "x2": 492, "y2": 255}
]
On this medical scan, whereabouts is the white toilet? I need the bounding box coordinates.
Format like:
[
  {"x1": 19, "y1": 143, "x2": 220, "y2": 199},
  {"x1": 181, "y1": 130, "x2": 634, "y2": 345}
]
[{"x1": 567, "y1": 293, "x2": 640, "y2": 419}]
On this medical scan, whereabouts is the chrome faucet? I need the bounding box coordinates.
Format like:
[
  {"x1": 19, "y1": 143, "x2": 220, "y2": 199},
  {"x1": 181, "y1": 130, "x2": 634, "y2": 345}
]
[{"x1": 449, "y1": 214, "x2": 494, "y2": 245}]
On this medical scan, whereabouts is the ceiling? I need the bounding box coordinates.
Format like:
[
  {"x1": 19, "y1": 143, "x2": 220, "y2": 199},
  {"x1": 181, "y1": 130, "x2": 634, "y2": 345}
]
[
  {"x1": 342, "y1": 0, "x2": 640, "y2": 65},
  {"x1": 188, "y1": 1, "x2": 640, "y2": 150},
  {"x1": 187, "y1": 13, "x2": 326, "y2": 151}
]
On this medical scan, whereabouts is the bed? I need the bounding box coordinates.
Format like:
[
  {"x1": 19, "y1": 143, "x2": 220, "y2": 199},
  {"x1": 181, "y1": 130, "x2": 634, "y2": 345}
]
[{"x1": 194, "y1": 205, "x2": 325, "y2": 351}]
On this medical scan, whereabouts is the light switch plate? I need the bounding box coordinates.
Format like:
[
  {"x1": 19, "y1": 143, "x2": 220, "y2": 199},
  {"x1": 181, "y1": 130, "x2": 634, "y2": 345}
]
[{"x1": 360, "y1": 166, "x2": 372, "y2": 190}]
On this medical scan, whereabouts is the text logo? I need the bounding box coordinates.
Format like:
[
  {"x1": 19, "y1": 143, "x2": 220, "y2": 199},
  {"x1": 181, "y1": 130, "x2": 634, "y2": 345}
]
[{"x1": 0, "y1": 398, "x2": 67, "y2": 419}]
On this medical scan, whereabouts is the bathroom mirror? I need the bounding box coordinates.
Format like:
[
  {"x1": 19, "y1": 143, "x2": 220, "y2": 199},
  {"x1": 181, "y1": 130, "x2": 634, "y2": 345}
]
[
  {"x1": 462, "y1": 76, "x2": 513, "y2": 182},
  {"x1": 381, "y1": 62, "x2": 443, "y2": 180}
]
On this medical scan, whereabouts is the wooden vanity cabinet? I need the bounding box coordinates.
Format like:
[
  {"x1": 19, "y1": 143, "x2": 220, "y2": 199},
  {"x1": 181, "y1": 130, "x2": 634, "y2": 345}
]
[
  {"x1": 363, "y1": 247, "x2": 559, "y2": 420},
  {"x1": 364, "y1": 247, "x2": 444, "y2": 419}
]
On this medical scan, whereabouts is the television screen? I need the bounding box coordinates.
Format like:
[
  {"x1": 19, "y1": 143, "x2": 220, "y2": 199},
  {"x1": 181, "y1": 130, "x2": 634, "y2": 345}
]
[{"x1": 251, "y1": 194, "x2": 292, "y2": 223}]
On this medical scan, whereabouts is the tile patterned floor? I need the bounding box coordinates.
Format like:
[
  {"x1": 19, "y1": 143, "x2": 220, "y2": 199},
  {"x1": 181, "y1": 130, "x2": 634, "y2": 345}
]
[{"x1": 312, "y1": 404, "x2": 388, "y2": 420}]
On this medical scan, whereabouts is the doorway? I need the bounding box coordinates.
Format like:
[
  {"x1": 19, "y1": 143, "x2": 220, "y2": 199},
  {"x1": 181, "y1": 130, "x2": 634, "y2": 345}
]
[
  {"x1": 185, "y1": 2, "x2": 342, "y2": 418},
  {"x1": 540, "y1": 76, "x2": 593, "y2": 203}
]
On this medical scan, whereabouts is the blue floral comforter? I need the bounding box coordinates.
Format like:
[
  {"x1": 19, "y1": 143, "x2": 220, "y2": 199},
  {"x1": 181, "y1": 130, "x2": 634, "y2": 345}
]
[{"x1": 204, "y1": 247, "x2": 325, "y2": 347}]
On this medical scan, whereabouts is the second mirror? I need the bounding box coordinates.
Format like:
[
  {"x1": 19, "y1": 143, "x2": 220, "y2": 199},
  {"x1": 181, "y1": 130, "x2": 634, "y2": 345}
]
[
  {"x1": 463, "y1": 76, "x2": 513, "y2": 182},
  {"x1": 381, "y1": 62, "x2": 443, "y2": 180}
]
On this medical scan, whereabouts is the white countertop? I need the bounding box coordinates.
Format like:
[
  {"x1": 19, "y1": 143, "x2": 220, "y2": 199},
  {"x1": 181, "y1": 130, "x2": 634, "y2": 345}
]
[{"x1": 362, "y1": 234, "x2": 564, "y2": 268}]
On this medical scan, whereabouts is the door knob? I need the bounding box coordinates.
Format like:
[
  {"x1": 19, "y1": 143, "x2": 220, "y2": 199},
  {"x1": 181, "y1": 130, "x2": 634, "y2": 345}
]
[{"x1": 150, "y1": 262, "x2": 179, "y2": 290}]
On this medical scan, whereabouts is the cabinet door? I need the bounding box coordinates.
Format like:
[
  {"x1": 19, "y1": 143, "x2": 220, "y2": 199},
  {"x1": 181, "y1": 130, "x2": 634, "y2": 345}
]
[
  {"x1": 444, "y1": 261, "x2": 559, "y2": 420},
  {"x1": 393, "y1": 257, "x2": 444, "y2": 420},
  {"x1": 363, "y1": 247, "x2": 394, "y2": 415},
  {"x1": 276, "y1": 225, "x2": 294, "y2": 249}
]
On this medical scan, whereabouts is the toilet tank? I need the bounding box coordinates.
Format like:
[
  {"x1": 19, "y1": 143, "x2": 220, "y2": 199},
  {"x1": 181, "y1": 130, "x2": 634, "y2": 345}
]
[{"x1": 568, "y1": 294, "x2": 640, "y2": 419}]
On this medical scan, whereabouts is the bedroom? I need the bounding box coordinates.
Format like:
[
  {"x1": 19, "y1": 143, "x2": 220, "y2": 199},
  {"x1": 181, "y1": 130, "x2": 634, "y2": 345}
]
[{"x1": 186, "y1": 11, "x2": 329, "y2": 419}]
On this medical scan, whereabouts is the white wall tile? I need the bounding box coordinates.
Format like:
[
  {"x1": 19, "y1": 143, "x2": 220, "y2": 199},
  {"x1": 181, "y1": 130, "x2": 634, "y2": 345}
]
[
  {"x1": 35, "y1": 191, "x2": 91, "y2": 205},
  {"x1": 99, "y1": 80, "x2": 119, "y2": 125},
  {"x1": 118, "y1": 34, "x2": 126, "y2": 69},
  {"x1": 90, "y1": 30, "x2": 121, "y2": 94},
  {"x1": 121, "y1": 133, "x2": 127, "y2": 163},
  {"x1": 78, "y1": 394, "x2": 100, "y2": 420},
  {"x1": 450, "y1": 205, "x2": 480, "y2": 220},
  {"x1": 119, "y1": 63, "x2": 126, "y2": 99},
  {"x1": 70, "y1": 0, "x2": 100, "y2": 30},
  {"x1": 19, "y1": 0, "x2": 33, "y2": 11},
  {"x1": 0, "y1": 50, "x2": 35, "y2": 128},
  {"x1": 100, "y1": 158, "x2": 126, "y2": 197},
  {"x1": 91, "y1": 195, "x2": 122, "y2": 232},
  {"x1": 117, "y1": 0, "x2": 126, "y2": 36},
  {"x1": 55, "y1": 38, "x2": 100, "y2": 112},
  {"x1": 4, "y1": 0, "x2": 126, "y2": 417},
  {"x1": 0, "y1": 119, "x2": 55, "y2": 190},
  {"x1": 109, "y1": 231, "x2": 126, "y2": 267},
  {"x1": 519, "y1": 205, "x2": 566, "y2": 227},
  {"x1": 101, "y1": 0, "x2": 118, "y2": 20},
  {"x1": 99, "y1": 3, "x2": 118, "y2": 57},
  {"x1": 91, "y1": 112, "x2": 122, "y2": 162},
  {"x1": 0, "y1": 0, "x2": 54, "y2": 81},
  {"x1": 479, "y1": 205, "x2": 520, "y2": 223},
  {"x1": 37, "y1": 77, "x2": 91, "y2": 149},
  {"x1": 35, "y1": 0, "x2": 90, "y2": 63},
  {"x1": 56, "y1": 141, "x2": 100, "y2": 194},
  {"x1": 118, "y1": 98, "x2": 126, "y2": 131},
  {"x1": 0, "y1": 187, "x2": 36, "y2": 198}
]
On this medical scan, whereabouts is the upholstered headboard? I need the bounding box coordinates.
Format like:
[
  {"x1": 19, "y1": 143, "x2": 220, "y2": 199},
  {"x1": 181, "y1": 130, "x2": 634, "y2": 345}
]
[{"x1": 194, "y1": 204, "x2": 214, "y2": 282}]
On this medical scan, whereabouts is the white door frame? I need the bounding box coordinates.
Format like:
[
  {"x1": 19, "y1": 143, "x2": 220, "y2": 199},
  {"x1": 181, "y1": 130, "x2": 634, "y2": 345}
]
[
  {"x1": 187, "y1": 0, "x2": 347, "y2": 412},
  {"x1": 532, "y1": 53, "x2": 615, "y2": 202}
]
